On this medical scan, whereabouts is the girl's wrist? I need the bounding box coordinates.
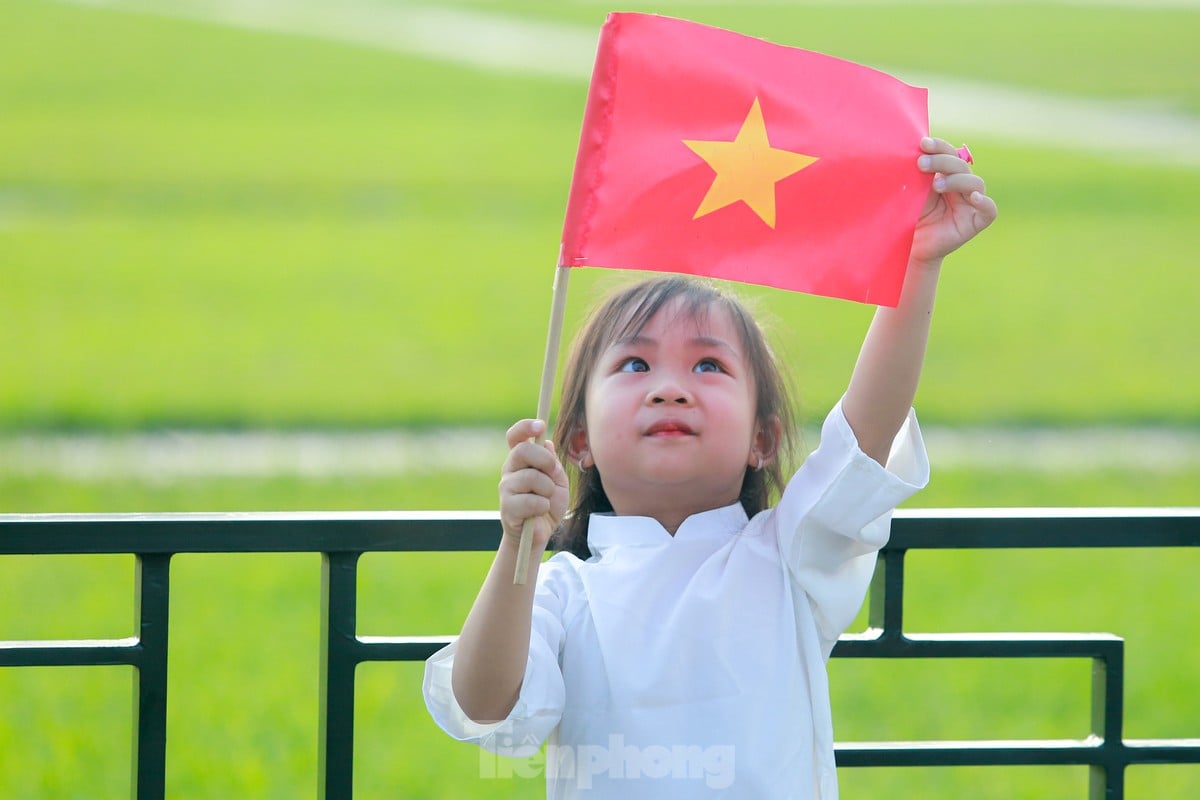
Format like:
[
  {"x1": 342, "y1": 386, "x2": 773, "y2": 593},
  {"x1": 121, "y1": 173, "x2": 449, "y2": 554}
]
[{"x1": 907, "y1": 255, "x2": 944, "y2": 276}]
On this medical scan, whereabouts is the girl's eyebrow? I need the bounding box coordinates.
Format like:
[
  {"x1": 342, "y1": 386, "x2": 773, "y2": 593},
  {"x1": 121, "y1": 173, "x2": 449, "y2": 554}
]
[
  {"x1": 611, "y1": 334, "x2": 655, "y2": 348},
  {"x1": 610, "y1": 334, "x2": 741, "y2": 359},
  {"x1": 692, "y1": 335, "x2": 741, "y2": 358}
]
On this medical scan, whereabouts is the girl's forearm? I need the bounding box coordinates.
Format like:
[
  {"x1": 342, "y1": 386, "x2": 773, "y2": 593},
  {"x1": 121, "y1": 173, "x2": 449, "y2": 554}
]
[
  {"x1": 842, "y1": 257, "x2": 942, "y2": 464},
  {"x1": 450, "y1": 535, "x2": 543, "y2": 723}
]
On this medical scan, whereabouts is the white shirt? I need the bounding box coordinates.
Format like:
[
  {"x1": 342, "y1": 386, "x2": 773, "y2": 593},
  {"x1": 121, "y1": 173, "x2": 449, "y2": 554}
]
[{"x1": 424, "y1": 399, "x2": 929, "y2": 798}]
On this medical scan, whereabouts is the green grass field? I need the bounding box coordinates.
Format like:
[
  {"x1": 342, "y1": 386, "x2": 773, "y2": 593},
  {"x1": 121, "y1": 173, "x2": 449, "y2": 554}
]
[
  {"x1": 3, "y1": 0, "x2": 1199, "y2": 428},
  {"x1": 2, "y1": 0, "x2": 1198, "y2": 798}
]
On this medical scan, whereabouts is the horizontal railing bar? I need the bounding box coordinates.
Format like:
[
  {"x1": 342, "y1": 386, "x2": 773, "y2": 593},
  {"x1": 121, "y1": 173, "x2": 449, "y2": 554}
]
[
  {"x1": 835, "y1": 631, "x2": 1124, "y2": 659},
  {"x1": 836, "y1": 738, "x2": 1109, "y2": 767},
  {"x1": 1124, "y1": 739, "x2": 1200, "y2": 762},
  {"x1": 836, "y1": 737, "x2": 1200, "y2": 768},
  {"x1": 0, "y1": 511, "x2": 502, "y2": 555},
  {"x1": 0, "y1": 637, "x2": 140, "y2": 667},
  {"x1": 0, "y1": 509, "x2": 1195, "y2": 556},
  {"x1": 355, "y1": 636, "x2": 455, "y2": 662},
  {"x1": 891, "y1": 508, "x2": 1200, "y2": 549}
]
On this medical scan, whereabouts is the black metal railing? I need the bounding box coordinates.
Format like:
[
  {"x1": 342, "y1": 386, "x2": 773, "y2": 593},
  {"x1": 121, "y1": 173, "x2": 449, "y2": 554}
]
[{"x1": 2, "y1": 508, "x2": 1198, "y2": 799}]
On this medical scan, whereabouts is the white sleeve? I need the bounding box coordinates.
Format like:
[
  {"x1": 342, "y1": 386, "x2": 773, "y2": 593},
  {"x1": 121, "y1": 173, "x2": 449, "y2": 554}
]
[
  {"x1": 421, "y1": 558, "x2": 572, "y2": 756},
  {"x1": 776, "y1": 396, "x2": 929, "y2": 656}
]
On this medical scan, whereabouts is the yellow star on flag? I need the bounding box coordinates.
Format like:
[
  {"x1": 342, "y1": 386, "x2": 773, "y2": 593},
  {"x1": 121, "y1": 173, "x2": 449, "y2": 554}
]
[{"x1": 683, "y1": 97, "x2": 819, "y2": 229}]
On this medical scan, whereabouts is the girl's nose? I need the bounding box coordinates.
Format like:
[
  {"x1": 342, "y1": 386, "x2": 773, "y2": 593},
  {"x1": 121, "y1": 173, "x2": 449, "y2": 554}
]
[{"x1": 647, "y1": 381, "x2": 693, "y2": 405}]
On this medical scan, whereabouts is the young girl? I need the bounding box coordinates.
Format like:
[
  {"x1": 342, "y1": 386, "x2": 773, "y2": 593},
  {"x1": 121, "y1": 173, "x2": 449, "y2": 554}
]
[{"x1": 424, "y1": 136, "x2": 996, "y2": 798}]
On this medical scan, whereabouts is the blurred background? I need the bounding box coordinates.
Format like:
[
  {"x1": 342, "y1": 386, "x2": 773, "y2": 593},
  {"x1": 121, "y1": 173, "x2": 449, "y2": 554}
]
[{"x1": 1, "y1": 0, "x2": 1197, "y2": 797}]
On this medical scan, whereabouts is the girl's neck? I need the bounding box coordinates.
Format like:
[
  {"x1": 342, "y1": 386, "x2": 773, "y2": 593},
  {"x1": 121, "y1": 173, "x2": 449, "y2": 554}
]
[{"x1": 609, "y1": 493, "x2": 739, "y2": 535}]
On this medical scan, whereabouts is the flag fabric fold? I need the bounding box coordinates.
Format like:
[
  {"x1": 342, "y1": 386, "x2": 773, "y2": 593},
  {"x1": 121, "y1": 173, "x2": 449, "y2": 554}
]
[{"x1": 559, "y1": 13, "x2": 931, "y2": 306}]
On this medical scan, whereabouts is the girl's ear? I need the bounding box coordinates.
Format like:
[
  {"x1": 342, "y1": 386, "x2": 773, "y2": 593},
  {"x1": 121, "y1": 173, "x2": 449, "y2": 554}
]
[
  {"x1": 748, "y1": 415, "x2": 783, "y2": 469},
  {"x1": 567, "y1": 427, "x2": 593, "y2": 470}
]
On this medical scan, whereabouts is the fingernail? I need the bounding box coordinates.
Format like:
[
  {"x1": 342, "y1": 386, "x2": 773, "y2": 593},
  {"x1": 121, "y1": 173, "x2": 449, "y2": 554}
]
[
  {"x1": 933, "y1": 176, "x2": 946, "y2": 191},
  {"x1": 918, "y1": 155, "x2": 932, "y2": 169},
  {"x1": 531, "y1": 419, "x2": 545, "y2": 435},
  {"x1": 921, "y1": 136, "x2": 934, "y2": 148}
]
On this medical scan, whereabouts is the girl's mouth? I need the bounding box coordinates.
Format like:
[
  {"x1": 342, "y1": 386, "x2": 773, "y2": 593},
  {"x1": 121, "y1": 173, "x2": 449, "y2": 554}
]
[{"x1": 645, "y1": 420, "x2": 695, "y2": 437}]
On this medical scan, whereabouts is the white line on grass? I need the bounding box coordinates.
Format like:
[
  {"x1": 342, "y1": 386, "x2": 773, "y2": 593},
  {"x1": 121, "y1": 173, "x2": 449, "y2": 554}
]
[
  {"x1": 0, "y1": 429, "x2": 509, "y2": 482},
  {"x1": 2, "y1": 427, "x2": 1197, "y2": 482},
  {"x1": 599, "y1": 0, "x2": 1200, "y2": 8},
  {"x1": 58, "y1": 0, "x2": 1200, "y2": 167}
]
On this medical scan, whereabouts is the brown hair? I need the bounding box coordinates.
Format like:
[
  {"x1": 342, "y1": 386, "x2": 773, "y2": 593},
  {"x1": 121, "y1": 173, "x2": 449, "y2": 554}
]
[{"x1": 550, "y1": 275, "x2": 797, "y2": 559}]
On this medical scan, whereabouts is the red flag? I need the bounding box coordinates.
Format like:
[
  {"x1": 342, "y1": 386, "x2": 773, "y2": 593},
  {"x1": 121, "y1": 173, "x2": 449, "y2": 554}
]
[{"x1": 559, "y1": 13, "x2": 931, "y2": 306}]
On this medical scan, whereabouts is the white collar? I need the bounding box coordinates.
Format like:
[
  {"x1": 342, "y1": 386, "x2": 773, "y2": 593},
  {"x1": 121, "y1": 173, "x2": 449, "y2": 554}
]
[{"x1": 586, "y1": 502, "x2": 751, "y2": 558}]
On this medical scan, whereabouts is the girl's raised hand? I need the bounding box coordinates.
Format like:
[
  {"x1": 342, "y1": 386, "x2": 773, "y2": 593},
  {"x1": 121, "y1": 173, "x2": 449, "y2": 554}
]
[
  {"x1": 499, "y1": 419, "x2": 570, "y2": 550},
  {"x1": 910, "y1": 136, "x2": 998, "y2": 268}
]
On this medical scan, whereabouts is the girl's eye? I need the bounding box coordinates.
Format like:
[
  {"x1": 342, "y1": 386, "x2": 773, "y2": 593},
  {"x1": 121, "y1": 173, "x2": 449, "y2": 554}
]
[
  {"x1": 618, "y1": 357, "x2": 649, "y2": 373},
  {"x1": 694, "y1": 359, "x2": 723, "y2": 374}
]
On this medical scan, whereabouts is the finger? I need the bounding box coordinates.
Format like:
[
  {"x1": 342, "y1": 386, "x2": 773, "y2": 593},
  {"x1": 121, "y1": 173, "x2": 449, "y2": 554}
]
[
  {"x1": 920, "y1": 136, "x2": 956, "y2": 156},
  {"x1": 505, "y1": 418, "x2": 547, "y2": 449},
  {"x1": 919, "y1": 152, "x2": 974, "y2": 177},
  {"x1": 932, "y1": 172, "x2": 986, "y2": 196},
  {"x1": 500, "y1": 494, "x2": 553, "y2": 533},
  {"x1": 501, "y1": 490, "x2": 553, "y2": 519},
  {"x1": 503, "y1": 439, "x2": 561, "y2": 477},
  {"x1": 500, "y1": 465, "x2": 560, "y2": 502},
  {"x1": 967, "y1": 191, "x2": 999, "y2": 228}
]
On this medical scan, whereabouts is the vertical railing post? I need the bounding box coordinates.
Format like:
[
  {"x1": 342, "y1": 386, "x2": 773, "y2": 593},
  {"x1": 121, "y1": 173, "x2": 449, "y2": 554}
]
[
  {"x1": 131, "y1": 553, "x2": 172, "y2": 800},
  {"x1": 319, "y1": 552, "x2": 361, "y2": 800},
  {"x1": 1089, "y1": 645, "x2": 1126, "y2": 800},
  {"x1": 868, "y1": 548, "x2": 906, "y2": 639}
]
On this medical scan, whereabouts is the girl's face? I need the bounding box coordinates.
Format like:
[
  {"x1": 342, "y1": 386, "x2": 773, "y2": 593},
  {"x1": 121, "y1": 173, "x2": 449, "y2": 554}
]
[{"x1": 571, "y1": 298, "x2": 766, "y2": 525}]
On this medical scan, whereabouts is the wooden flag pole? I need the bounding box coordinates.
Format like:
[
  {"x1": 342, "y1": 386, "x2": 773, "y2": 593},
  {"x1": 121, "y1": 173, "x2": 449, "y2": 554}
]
[{"x1": 513, "y1": 264, "x2": 572, "y2": 584}]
